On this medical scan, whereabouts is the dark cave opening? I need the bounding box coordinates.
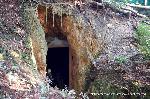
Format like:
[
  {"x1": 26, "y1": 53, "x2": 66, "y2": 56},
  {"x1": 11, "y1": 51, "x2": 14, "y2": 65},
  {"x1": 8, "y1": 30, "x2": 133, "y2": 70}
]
[{"x1": 46, "y1": 47, "x2": 69, "y2": 89}]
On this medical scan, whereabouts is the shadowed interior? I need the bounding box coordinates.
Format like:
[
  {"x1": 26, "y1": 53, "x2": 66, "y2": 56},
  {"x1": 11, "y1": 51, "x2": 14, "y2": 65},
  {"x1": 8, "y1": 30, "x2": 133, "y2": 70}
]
[{"x1": 46, "y1": 47, "x2": 69, "y2": 89}]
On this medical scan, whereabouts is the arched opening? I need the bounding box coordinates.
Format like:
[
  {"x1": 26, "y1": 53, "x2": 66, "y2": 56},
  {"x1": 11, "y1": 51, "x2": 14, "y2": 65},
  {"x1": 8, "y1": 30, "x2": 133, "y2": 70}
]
[{"x1": 46, "y1": 37, "x2": 70, "y2": 89}]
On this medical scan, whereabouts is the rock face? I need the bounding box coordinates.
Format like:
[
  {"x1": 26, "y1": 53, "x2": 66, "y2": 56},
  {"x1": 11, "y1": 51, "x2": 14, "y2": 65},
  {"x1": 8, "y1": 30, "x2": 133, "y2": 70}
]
[
  {"x1": 0, "y1": 0, "x2": 149, "y2": 98},
  {"x1": 0, "y1": 0, "x2": 49, "y2": 98},
  {"x1": 36, "y1": 3, "x2": 147, "y2": 91}
]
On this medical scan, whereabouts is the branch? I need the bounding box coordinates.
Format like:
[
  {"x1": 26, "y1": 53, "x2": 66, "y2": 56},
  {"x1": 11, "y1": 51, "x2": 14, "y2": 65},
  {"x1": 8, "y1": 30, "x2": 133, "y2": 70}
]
[
  {"x1": 127, "y1": 4, "x2": 150, "y2": 10},
  {"x1": 101, "y1": 2, "x2": 147, "y2": 18},
  {"x1": 121, "y1": 6, "x2": 147, "y2": 18}
]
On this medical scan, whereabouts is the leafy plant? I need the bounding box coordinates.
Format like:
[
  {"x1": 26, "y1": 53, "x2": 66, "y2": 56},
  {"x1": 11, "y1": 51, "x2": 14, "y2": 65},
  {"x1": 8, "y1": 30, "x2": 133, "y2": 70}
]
[{"x1": 136, "y1": 23, "x2": 150, "y2": 59}]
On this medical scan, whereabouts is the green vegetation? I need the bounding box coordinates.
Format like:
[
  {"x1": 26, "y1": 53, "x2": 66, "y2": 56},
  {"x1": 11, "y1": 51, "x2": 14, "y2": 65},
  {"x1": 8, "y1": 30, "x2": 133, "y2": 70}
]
[
  {"x1": 136, "y1": 23, "x2": 150, "y2": 59},
  {"x1": 91, "y1": 78, "x2": 150, "y2": 99},
  {"x1": 91, "y1": 79, "x2": 122, "y2": 99},
  {"x1": 115, "y1": 55, "x2": 128, "y2": 64}
]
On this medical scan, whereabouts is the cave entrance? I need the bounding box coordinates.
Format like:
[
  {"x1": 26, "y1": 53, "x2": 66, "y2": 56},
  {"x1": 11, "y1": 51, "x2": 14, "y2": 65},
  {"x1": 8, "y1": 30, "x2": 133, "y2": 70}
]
[
  {"x1": 37, "y1": 5, "x2": 76, "y2": 89},
  {"x1": 46, "y1": 40, "x2": 70, "y2": 89}
]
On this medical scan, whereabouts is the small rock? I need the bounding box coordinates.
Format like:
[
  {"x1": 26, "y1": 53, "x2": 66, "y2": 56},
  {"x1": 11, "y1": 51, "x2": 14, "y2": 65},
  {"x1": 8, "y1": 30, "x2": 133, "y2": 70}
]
[
  {"x1": 0, "y1": 53, "x2": 4, "y2": 61},
  {"x1": 10, "y1": 51, "x2": 20, "y2": 58}
]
